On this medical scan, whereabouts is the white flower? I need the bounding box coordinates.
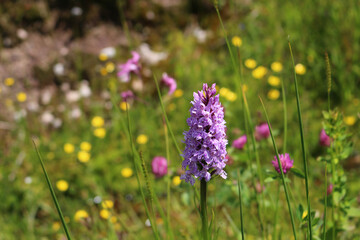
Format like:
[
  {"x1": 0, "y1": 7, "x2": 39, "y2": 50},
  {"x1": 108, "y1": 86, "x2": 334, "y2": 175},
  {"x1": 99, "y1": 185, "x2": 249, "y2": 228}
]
[
  {"x1": 41, "y1": 89, "x2": 53, "y2": 105},
  {"x1": 24, "y1": 176, "x2": 32, "y2": 184},
  {"x1": 52, "y1": 118, "x2": 62, "y2": 128},
  {"x1": 100, "y1": 47, "x2": 116, "y2": 58},
  {"x1": 17, "y1": 29, "x2": 28, "y2": 40},
  {"x1": 41, "y1": 111, "x2": 54, "y2": 124},
  {"x1": 27, "y1": 101, "x2": 39, "y2": 112},
  {"x1": 66, "y1": 90, "x2": 80, "y2": 103},
  {"x1": 53, "y1": 63, "x2": 65, "y2": 76},
  {"x1": 70, "y1": 108, "x2": 82, "y2": 119},
  {"x1": 193, "y1": 27, "x2": 208, "y2": 43},
  {"x1": 71, "y1": 6, "x2": 83, "y2": 16},
  {"x1": 139, "y1": 43, "x2": 167, "y2": 65},
  {"x1": 79, "y1": 81, "x2": 92, "y2": 98}
]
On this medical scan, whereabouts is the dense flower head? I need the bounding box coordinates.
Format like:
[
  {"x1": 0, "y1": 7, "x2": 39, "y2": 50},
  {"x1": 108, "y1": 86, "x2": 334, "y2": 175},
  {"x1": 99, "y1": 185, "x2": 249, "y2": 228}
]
[
  {"x1": 117, "y1": 51, "x2": 141, "y2": 82},
  {"x1": 161, "y1": 73, "x2": 177, "y2": 95},
  {"x1": 232, "y1": 135, "x2": 247, "y2": 150},
  {"x1": 255, "y1": 123, "x2": 270, "y2": 141},
  {"x1": 181, "y1": 83, "x2": 228, "y2": 185},
  {"x1": 272, "y1": 153, "x2": 294, "y2": 174},
  {"x1": 327, "y1": 184, "x2": 333, "y2": 195},
  {"x1": 121, "y1": 90, "x2": 135, "y2": 102},
  {"x1": 319, "y1": 129, "x2": 331, "y2": 147},
  {"x1": 151, "y1": 156, "x2": 168, "y2": 178}
]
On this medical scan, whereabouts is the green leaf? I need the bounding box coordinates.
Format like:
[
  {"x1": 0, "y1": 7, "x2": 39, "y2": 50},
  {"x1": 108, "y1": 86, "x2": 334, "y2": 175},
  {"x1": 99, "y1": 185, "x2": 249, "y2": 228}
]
[
  {"x1": 290, "y1": 167, "x2": 305, "y2": 178},
  {"x1": 347, "y1": 208, "x2": 360, "y2": 217}
]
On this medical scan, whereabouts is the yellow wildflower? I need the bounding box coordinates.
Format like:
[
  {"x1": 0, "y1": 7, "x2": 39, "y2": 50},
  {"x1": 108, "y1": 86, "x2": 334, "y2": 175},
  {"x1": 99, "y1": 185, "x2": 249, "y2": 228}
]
[
  {"x1": 271, "y1": 62, "x2": 283, "y2": 72},
  {"x1": 74, "y1": 210, "x2": 89, "y2": 222},
  {"x1": 252, "y1": 66, "x2": 268, "y2": 79},
  {"x1": 94, "y1": 128, "x2": 106, "y2": 138},
  {"x1": 136, "y1": 134, "x2": 148, "y2": 144},
  {"x1": 242, "y1": 84, "x2": 248, "y2": 92},
  {"x1": 100, "y1": 209, "x2": 110, "y2": 219},
  {"x1": 267, "y1": 89, "x2": 280, "y2": 100},
  {"x1": 344, "y1": 116, "x2": 356, "y2": 126},
  {"x1": 268, "y1": 76, "x2": 281, "y2": 87},
  {"x1": 64, "y1": 143, "x2": 75, "y2": 154},
  {"x1": 17, "y1": 92, "x2": 27, "y2": 102},
  {"x1": 219, "y1": 87, "x2": 229, "y2": 97},
  {"x1": 102, "y1": 200, "x2": 114, "y2": 209},
  {"x1": 244, "y1": 59, "x2": 257, "y2": 69},
  {"x1": 78, "y1": 151, "x2": 90, "y2": 163},
  {"x1": 52, "y1": 222, "x2": 61, "y2": 231},
  {"x1": 174, "y1": 89, "x2": 183, "y2": 98},
  {"x1": 91, "y1": 116, "x2": 104, "y2": 128},
  {"x1": 231, "y1": 36, "x2": 242, "y2": 47},
  {"x1": 99, "y1": 53, "x2": 108, "y2": 61},
  {"x1": 106, "y1": 62, "x2": 115, "y2": 73},
  {"x1": 80, "y1": 142, "x2": 92, "y2": 151},
  {"x1": 295, "y1": 63, "x2": 306, "y2": 75},
  {"x1": 56, "y1": 180, "x2": 69, "y2": 192},
  {"x1": 121, "y1": 168, "x2": 133, "y2": 178},
  {"x1": 5, "y1": 77, "x2": 15, "y2": 86},
  {"x1": 172, "y1": 176, "x2": 181, "y2": 186},
  {"x1": 100, "y1": 67, "x2": 108, "y2": 76},
  {"x1": 119, "y1": 102, "x2": 130, "y2": 111},
  {"x1": 302, "y1": 210, "x2": 308, "y2": 219},
  {"x1": 111, "y1": 216, "x2": 117, "y2": 223},
  {"x1": 226, "y1": 91, "x2": 237, "y2": 102},
  {"x1": 156, "y1": 218, "x2": 164, "y2": 225}
]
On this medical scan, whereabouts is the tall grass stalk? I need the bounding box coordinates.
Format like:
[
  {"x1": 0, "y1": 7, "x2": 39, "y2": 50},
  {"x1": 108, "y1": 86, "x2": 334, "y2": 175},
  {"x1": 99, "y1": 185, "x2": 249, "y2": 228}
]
[
  {"x1": 164, "y1": 122, "x2": 174, "y2": 240},
  {"x1": 32, "y1": 139, "x2": 72, "y2": 240},
  {"x1": 237, "y1": 171, "x2": 245, "y2": 240},
  {"x1": 200, "y1": 180, "x2": 208, "y2": 240},
  {"x1": 288, "y1": 41, "x2": 313, "y2": 239},
  {"x1": 259, "y1": 97, "x2": 297, "y2": 240},
  {"x1": 125, "y1": 104, "x2": 160, "y2": 240},
  {"x1": 323, "y1": 164, "x2": 328, "y2": 240}
]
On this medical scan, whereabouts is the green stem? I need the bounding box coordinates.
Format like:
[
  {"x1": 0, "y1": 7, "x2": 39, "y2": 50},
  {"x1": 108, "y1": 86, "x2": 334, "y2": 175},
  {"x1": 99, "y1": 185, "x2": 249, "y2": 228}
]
[
  {"x1": 323, "y1": 163, "x2": 328, "y2": 240},
  {"x1": 272, "y1": 183, "x2": 280, "y2": 240},
  {"x1": 237, "y1": 171, "x2": 245, "y2": 240},
  {"x1": 164, "y1": 122, "x2": 174, "y2": 240},
  {"x1": 200, "y1": 179, "x2": 208, "y2": 240},
  {"x1": 281, "y1": 75, "x2": 287, "y2": 153},
  {"x1": 288, "y1": 41, "x2": 312, "y2": 239}
]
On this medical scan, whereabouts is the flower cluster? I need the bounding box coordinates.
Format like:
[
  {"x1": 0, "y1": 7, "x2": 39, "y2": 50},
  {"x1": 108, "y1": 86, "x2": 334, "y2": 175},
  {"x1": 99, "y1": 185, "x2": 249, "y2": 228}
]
[
  {"x1": 232, "y1": 135, "x2": 247, "y2": 150},
  {"x1": 161, "y1": 73, "x2": 177, "y2": 95},
  {"x1": 271, "y1": 153, "x2": 294, "y2": 174},
  {"x1": 117, "y1": 51, "x2": 141, "y2": 82},
  {"x1": 181, "y1": 83, "x2": 228, "y2": 185},
  {"x1": 151, "y1": 156, "x2": 168, "y2": 178},
  {"x1": 255, "y1": 123, "x2": 270, "y2": 141},
  {"x1": 319, "y1": 129, "x2": 331, "y2": 147}
]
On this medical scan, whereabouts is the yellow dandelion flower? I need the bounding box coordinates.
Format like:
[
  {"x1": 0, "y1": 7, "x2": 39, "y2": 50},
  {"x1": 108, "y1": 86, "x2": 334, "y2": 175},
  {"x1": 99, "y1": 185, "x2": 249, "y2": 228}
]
[
  {"x1": 80, "y1": 142, "x2": 92, "y2": 152},
  {"x1": 111, "y1": 216, "x2": 117, "y2": 223},
  {"x1": 99, "y1": 53, "x2": 108, "y2": 61},
  {"x1": 100, "y1": 209, "x2": 110, "y2": 219},
  {"x1": 74, "y1": 210, "x2": 89, "y2": 222},
  {"x1": 226, "y1": 91, "x2": 237, "y2": 102},
  {"x1": 119, "y1": 102, "x2": 130, "y2": 111},
  {"x1": 56, "y1": 180, "x2": 69, "y2": 192},
  {"x1": 295, "y1": 63, "x2": 306, "y2": 75},
  {"x1": 106, "y1": 62, "x2": 115, "y2": 73},
  {"x1": 244, "y1": 59, "x2": 257, "y2": 69},
  {"x1": 91, "y1": 116, "x2": 104, "y2": 128},
  {"x1": 100, "y1": 67, "x2": 108, "y2": 76},
  {"x1": 252, "y1": 66, "x2": 268, "y2": 79},
  {"x1": 17, "y1": 92, "x2": 27, "y2": 102},
  {"x1": 302, "y1": 210, "x2": 308, "y2": 219},
  {"x1": 136, "y1": 134, "x2": 148, "y2": 144},
  {"x1": 232, "y1": 36, "x2": 242, "y2": 47},
  {"x1": 219, "y1": 87, "x2": 230, "y2": 97},
  {"x1": 174, "y1": 89, "x2": 183, "y2": 98},
  {"x1": 121, "y1": 168, "x2": 133, "y2": 178},
  {"x1": 172, "y1": 176, "x2": 181, "y2": 186},
  {"x1": 94, "y1": 128, "x2": 106, "y2": 138},
  {"x1": 78, "y1": 151, "x2": 91, "y2": 163},
  {"x1": 52, "y1": 221, "x2": 61, "y2": 231},
  {"x1": 271, "y1": 62, "x2": 283, "y2": 72},
  {"x1": 5, "y1": 77, "x2": 15, "y2": 86},
  {"x1": 268, "y1": 76, "x2": 281, "y2": 87},
  {"x1": 102, "y1": 200, "x2": 114, "y2": 209},
  {"x1": 242, "y1": 84, "x2": 248, "y2": 92},
  {"x1": 344, "y1": 116, "x2": 356, "y2": 126},
  {"x1": 267, "y1": 89, "x2": 280, "y2": 100},
  {"x1": 64, "y1": 143, "x2": 75, "y2": 154}
]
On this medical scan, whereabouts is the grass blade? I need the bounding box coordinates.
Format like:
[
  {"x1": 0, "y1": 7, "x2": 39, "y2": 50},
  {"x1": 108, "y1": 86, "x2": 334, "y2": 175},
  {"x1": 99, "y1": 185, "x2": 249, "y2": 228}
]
[
  {"x1": 32, "y1": 139, "x2": 72, "y2": 240},
  {"x1": 237, "y1": 171, "x2": 245, "y2": 240}
]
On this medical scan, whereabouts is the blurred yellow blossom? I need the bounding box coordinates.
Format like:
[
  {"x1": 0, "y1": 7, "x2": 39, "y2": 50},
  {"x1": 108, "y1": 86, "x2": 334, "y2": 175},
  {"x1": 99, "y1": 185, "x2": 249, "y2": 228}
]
[
  {"x1": 78, "y1": 151, "x2": 90, "y2": 163},
  {"x1": 242, "y1": 84, "x2": 248, "y2": 92},
  {"x1": 5, "y1": 77, "x2": 15, "y2": 86},
  {"x1": 226, "y1": 91, "x2": 237, "y2": 102},
  {"x1": 232, "y1": 36, "x2": 242, "y2": 47},
  {"x1": 344, "y1": 116, "x2": 356, "y2": 126},
  {"x1": 174, "y1": 89, "x2": 183, "y2": 98},
  {"x1": 100, "y1": 209, "x2": 110, "y2": 219},
  {"x1": 102, "y1": 200, "x2": 114, "y2": 209},
  {"x1": 172, "y1": 176, "x2": 181, "y2": 186},
  {"x1": 119, "y1": 102, "x2": 130, "y2": 111},
  {"x1": 244, "y1": 59, "x2": 257, "y2": 69},
  {"x1": 268, "y1": 76, "x2": 281, "y2": 87},
  {"x1": 121, "y1": 168, "x2": 133, "y2": 178},
  {"x1": 271, "y1": 62, "x2": 283, "y2": 72},
  {"x1": 302, "y1": 210, "x2": 308, "y2": 219},
  {"x1": 74, "y1": 210, "x2": 89, "y2": 222},
  {"x1": 156, "y1": 218, "x2": 164, "y2": 225},
  {"x1": 106, "y1": 62, "x2": 115, "y2": 73},
  {"x1": 136, "y1": 134, "x2": 148, "y2": 144},
  {"x1": 267, "y1": 89, "x2": 280, "y2": 100},
  {"x1": 64, "y1": 143, "x2": 75, "y2": 154},
  {"x1": 94, "y1": 128, "x2": 106, "y2": 138},
  {"x1": 99, "y1": 53, "x2": 108, "y2": 61},
  {"x1": 56, "y1": 180, "x2": 69, "y2": 192},
  {"x1": 91, "y1": 116, "x2": 104, "y2": 127},
  {"x1": 111, "y1": 216, "x2": 117, "y2": 223},
  {"x1": 100, "y1": 67, "x2": 108, "y2": 76},
  {"x1": 80, "y1": 142, "x2": 92, "y2": 151},
  {"x1": 17, "y1": 92, "x2": 27, "y2": 102},
  {"x1": 219, "y1": 87, "x2": 230, "y2": 97},
  {"x1": 52, "y1": 222, "x2": 61, "y2": 231},
  {"x1": 252, "y1": 66, "x2": 268, "y2": 79},
  {"x1": 295, "y1": 63, "x2": 306, "y2": 75}
]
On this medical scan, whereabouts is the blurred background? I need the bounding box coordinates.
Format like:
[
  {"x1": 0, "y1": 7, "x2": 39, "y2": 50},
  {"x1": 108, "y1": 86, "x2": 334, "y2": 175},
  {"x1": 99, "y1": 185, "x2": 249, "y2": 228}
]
[{"x1": 0, "y1": 0, "x2": 359, "y2": 239}]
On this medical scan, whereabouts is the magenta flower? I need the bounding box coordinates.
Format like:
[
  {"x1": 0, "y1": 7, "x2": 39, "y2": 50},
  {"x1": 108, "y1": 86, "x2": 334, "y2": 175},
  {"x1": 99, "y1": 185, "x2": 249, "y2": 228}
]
[
  {"x1": 117, "y1": 51, "x2": 141, "y2": 82},
  {"x1": 327, "y1": 184, "x2": 333, "y2": 195},
  {"x1": 255, "y1": 123, "x2": 270, "y2": 141},
  {"x1": 232, "y1": 135, "x2": 247, "y2": 150},
  {"x1": 151, "y1": 156, "x2": 168, "y2": 178},
  {"x1": 161, "y1": 73, "x2": 177, "y2": 95},
  {"x1": 319, "y1": 129, "x2": 331, "y2": 147},
  {"x1": 121, "y1": 90, "x2": 134, "y2": 102},
  {"x1": 271, "y1": 153, "x2": 294, "y2": 174}
]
